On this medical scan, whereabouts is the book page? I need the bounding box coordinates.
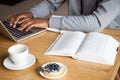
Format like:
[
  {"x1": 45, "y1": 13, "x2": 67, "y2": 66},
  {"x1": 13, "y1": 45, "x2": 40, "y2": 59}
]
[
  {"x1": 74, "y1": 32, "x2": 119, "y2": 65},
  {"x1": 45, "y1": 31, "x2": 86, "y2": 56}
]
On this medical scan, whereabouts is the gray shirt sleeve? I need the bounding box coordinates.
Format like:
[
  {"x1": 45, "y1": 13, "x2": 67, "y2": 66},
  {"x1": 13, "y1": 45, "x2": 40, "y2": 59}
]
[
  {"x1": 49, "y1": 0, "x2": 120, "y2": 32},
  {"x1": 30, "y1": 0, "x2": 66, "y2": 18},
  {"x1": 30, "y1": 0, "x2": 120, "y2": 32}
]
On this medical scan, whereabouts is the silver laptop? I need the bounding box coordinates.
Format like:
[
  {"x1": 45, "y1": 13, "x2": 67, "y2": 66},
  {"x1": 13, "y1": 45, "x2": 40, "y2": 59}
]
[{"x1": 0, "y1": 20, "x2": 46, "y2": 42}]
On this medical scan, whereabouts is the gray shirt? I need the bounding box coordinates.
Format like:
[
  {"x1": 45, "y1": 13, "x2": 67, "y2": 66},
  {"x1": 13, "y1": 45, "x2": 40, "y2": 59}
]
[{"x1": 30, "y1": 0, "x2": 120, "y2": 32}]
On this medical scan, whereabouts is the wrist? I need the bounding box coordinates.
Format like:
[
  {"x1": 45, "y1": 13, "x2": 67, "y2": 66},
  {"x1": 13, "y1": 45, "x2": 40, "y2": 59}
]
[
  {"x1": 28, "y1": 12, "x2": 33, "y2": 18},
  {"x1": 44, "y1": 18, "x2": 49, "y2": 28}
]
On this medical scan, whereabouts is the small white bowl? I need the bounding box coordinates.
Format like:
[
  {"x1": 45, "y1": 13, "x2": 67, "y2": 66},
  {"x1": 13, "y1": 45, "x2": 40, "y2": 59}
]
[{"x1": 39, "y1": 62, "x2": 67, "y2": 79}]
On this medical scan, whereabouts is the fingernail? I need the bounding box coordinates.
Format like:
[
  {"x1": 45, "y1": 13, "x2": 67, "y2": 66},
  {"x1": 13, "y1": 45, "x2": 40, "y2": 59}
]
[
  {"x1": 13, "y1": 25, "x2": 16, "y2": 28},
  {"x1": 18, "y1": 28, "x2": 22, "y2": 31},
  {"x1": 25, "y1": 29, "x2": 28, "y2": 32},
  {"x1": 10, "y1": 23, "x2": 11, "y2": 26}
]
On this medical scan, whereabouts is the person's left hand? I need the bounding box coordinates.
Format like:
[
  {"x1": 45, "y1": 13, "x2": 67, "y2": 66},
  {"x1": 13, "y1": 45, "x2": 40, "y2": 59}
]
[{"x1": 18, "y1": 18, "x2": 49, "y2": 31}]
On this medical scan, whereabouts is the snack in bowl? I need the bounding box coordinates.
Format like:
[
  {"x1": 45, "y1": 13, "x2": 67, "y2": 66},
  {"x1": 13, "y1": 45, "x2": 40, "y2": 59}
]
[{"x1": 39, "y1": 62, "x2": 67, "y2": 79}]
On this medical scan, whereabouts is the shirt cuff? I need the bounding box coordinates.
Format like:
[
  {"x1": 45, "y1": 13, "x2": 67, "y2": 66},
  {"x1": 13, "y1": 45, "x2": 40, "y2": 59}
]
[{"x1": 49, "y1": 15, "x2": 63, "y2": 29}]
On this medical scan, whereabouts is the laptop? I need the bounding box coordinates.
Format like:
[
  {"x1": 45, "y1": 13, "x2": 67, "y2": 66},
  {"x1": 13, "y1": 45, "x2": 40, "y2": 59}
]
[{"x1": 0, "y1": 20, "x2": 46, "y2": 42}]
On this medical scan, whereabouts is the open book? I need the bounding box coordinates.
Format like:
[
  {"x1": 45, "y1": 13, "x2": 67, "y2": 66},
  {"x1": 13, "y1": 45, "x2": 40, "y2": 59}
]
[{"x1": 45, "y1": 31, "x2": 119, "y2": 65}]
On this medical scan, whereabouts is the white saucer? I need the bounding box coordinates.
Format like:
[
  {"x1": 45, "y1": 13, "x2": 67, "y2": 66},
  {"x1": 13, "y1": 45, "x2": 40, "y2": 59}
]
[
  {"x1": 3, "y1": 54, "x2": 36, "y2": 70},
  {"x1": 39, "y1": 62, "x2": 67, "y2": 79}
]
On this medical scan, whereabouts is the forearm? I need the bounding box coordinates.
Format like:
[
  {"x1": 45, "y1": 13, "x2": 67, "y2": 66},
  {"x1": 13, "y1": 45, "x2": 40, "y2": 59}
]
[
  {"x1": 29, "y1": 1, "x2": 51, "y2": 18},
  {"x1": 49, "y1": 15, "x2": 101, "y2": 32},
  {"x1": 29, "y1": 0, "x2": 66, "y2": 18},
  {"x1": 49, "y1": 0, "x2": 120, "y2": 32}
]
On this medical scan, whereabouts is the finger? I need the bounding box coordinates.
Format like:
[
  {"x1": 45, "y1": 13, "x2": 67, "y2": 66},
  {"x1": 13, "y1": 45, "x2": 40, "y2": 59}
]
[
  {"x1": 11, "y1": 16, "x2": 19, "y2": 28},
  {"x1": 26, "y1": 22, "x2": 45, "y2": 31},
  {"x1": 25, "y1": 24, "x2": 33, "y2": 32},
  {"x1": 13, "y1": 15, "x2": 27, "y2": 28},
  {"x1": 17, "y1": 17, "x2": 31, "y2": 24},
  {"x1": 10, "y1": 16, "x2": 16, "y2": 27},
  {"x1": 10, "y1": 15, "x2": 20, "y2": 28},
  {"x1": 13, "y1": 16, "x2": 23, "y2": 27},
  {"x1": 10, "y1": 16, "x2": 14, "y2": 26},
  {"x1": 18, "y1": 20, "x2": 33, "y2": 31}
]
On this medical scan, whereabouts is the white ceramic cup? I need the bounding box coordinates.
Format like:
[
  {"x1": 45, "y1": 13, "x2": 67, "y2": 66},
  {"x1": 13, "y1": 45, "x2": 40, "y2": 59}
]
[{"x1": 8, "y1": 44, "x2": 29, "y2": 66}]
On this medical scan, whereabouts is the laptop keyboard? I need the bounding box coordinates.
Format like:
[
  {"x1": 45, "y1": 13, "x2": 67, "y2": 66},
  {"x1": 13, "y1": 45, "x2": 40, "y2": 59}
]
[{"x1": 2, "y1": 20, "x2": 33, "y2": 38}]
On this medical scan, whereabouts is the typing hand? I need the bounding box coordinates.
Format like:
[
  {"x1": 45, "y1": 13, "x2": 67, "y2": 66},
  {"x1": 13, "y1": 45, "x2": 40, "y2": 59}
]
[
  {"x1": 10, "y1": 12, "x2": 33, "y2": 28},
  {"x1": 18, "y1": 18, "x2": 49, "y2": 32}
]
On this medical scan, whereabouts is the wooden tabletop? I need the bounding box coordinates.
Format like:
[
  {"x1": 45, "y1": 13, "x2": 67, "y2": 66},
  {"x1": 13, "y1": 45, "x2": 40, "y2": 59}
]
[{"x1": 0, "y1": 28, "x2": 120, "y2": 80}]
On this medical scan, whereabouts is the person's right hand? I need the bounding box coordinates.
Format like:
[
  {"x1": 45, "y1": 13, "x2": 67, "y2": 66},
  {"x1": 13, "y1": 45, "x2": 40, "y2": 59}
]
[{"x1": 10, "y1": 12, "x2": 33, "y2": 28}]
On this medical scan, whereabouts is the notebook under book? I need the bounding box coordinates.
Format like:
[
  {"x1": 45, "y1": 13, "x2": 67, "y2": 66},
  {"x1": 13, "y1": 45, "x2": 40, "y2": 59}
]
[{"x1": 0, "y1": 20, "x2": 46, "y2": 42}]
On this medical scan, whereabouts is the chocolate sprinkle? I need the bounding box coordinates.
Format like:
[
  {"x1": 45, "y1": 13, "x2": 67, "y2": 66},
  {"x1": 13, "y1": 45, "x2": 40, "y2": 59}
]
[{"x1": 44, "y1": 63, "x2": 61, "y2": 73}]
